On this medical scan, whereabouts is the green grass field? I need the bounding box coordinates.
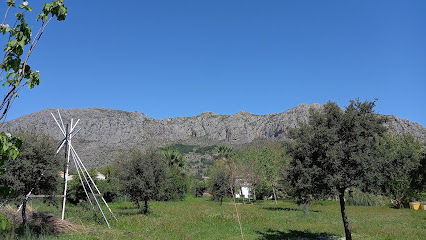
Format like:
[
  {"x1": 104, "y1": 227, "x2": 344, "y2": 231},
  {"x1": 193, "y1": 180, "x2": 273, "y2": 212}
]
[{"x1": 8, "y1": 196, "x2": 426, "y2": 240}]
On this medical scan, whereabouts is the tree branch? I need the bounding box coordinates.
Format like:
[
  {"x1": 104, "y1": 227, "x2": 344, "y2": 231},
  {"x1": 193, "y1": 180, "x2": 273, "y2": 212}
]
[{"x1": 1, "y1": 5, "x2": 12, "y2": 26}]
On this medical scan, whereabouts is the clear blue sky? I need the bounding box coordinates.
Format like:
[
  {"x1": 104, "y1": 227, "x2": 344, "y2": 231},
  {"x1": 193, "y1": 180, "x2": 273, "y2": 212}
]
[{"x1": 3, "y1": 0, "x2": 426, "y2": 126}]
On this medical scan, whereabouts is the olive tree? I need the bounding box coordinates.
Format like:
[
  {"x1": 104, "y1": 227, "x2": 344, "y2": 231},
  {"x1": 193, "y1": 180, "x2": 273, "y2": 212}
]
[
  {"x1": 288, "y1": 99, "x2": 387, "y2": 240},
  {"x1": 115, "y1": 150, "x2": 166, "y2": 214},
  {"x1": 0, "y1": 132, "x2": 61, "y2": 226},
  {"x1": 209, "y1": 160, "x2": 232, "y2": 206}
]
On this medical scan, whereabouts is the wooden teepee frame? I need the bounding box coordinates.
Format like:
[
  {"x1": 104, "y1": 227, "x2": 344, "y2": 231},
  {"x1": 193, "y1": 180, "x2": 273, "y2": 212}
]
[{"x1": 52, "y1": 110, "x2": 117, "y2": 228}]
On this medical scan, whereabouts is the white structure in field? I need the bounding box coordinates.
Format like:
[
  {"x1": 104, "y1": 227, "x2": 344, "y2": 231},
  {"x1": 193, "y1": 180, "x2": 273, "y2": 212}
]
[
  {"x1": 96, "y1": 172, "x2": 106, "y2": 180},
  {"x1": 236, "y1": 186, "x2": 251, "y2": 199},
  {"x1": 52, "y1": 110, "x2": 116, "y2": 228},
  {"x1": 235, "y1": 178, "x2": 252, "y2": 199}
]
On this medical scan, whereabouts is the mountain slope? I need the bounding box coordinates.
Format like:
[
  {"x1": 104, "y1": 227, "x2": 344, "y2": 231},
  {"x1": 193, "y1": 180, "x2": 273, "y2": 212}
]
[{"x1": 1, "y1": 104, "x2": 424, "y2": 168}]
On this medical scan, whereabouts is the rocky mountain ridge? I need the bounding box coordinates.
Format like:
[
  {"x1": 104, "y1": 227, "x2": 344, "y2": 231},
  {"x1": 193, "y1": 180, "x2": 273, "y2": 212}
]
[{"x1": 1, "y1": 104, "x2": 425, "y2": 168}]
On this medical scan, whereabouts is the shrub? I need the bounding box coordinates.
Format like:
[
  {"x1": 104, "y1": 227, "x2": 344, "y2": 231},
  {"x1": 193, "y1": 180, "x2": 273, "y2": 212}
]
[
  {"x1": 158, "y1": 168, "x2": 189, "y2": 201},
  {"x1": 346, "y1": 188, "x2": 389, "y2": 207},
  {"x1": 96, "y1": 178, "x2": 119, "y2": 203},
  {"x1": 192, "y1": 180, "x2": 208, "y2": 197}
]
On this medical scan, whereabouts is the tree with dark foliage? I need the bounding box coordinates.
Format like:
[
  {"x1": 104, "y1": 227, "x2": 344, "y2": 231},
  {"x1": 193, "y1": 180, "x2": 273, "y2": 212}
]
[
  {"x1": 0, "y1": 132, "x2": 61, "y2": 226},
  {"x1": 158, "y1": 147, "x2": 189, "y2": 201},
  {"x1": 115, "y1": 150, "x2": 166, "y2": 214},
  {"x1": 210, "y1": 146, "x2": 234, "y2": 205},
  {"x1": 288, "y1": 99, "x2": 387, "y2": 240},
  {"x1": 209, "y1": 160, "x2": 232, "y2": 206}
]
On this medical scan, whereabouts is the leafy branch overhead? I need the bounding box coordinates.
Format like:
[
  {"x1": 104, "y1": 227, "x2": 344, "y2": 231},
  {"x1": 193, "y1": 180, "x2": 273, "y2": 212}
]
[
  {"x1": 0, "y1": 0, "x2": 67, "y2": 228},
  {"x1": 0, "y1": 0, "x2": 67, "y2": 120},
  {"x1": 0, "y1": 132, "x2": 21, "y2": 198}
]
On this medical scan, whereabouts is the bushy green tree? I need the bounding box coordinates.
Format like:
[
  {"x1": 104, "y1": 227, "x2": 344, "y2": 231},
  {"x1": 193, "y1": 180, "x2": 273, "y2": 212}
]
[
  {"x1": 253, "y1": 179, "x2": 272, "y2": 200},
  {"x1": 413, "y1": 149, "x2": 426, "y2": 193},
  {"x1": 66, "y1": 178, "x2": 88, "y2": 205},
  {"x1": 96, "y1": 178, "x2": 119, "y2": 203},
  {"x1": 158, "y1": 167, "x2": 189, "y2": 201},
  {"x1": 210, "y1": 146, "x2": 236, "y2": 205},
  {"x1": 0, "y1": 132, "x2": 61, "y2": 225},
  {"x1": 209, "y1": 160, "x2": 232, "y2": 206},
  {"x1": 158, "y1": 147, "x2": 189, "y2": 201},
  {"x1": 115, "y1": 150, "x2": 166, "y2": 214},
  {"x1": 288, "y1": 99, "x2": 387, "y2": 240},
  {"x1": 256, "y1": 147, "x2": 283, "y2": 203},
  {"x1": 66, "y1": 168, "x2": 119, "y2": 204},
  {"x1": 375, "y1": 133, "x2": 422, "y2": 208},
  {"x1": 66, "y1": 168, "x2": 97, "y2": 204}
]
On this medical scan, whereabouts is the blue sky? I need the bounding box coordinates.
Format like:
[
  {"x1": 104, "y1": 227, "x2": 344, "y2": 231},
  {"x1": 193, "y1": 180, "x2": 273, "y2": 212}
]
[{"x1": 2, "y1": 0, "x2": 425, "y2": 126}]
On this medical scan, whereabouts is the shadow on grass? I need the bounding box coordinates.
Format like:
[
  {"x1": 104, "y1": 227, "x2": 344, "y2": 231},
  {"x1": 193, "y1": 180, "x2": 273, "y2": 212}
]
[
  {"x1": 116, "y1": 209, "x2": 160, "y2": 218},
  {"x1": 256, "y1": 229, "x2": 337, "y2": 240},
  {"x1": 113, "y1": 204, "x2": 139, "y2": 210},
  {"x1": 262, "y1": 206, "x2": 320, "y2": 213}
]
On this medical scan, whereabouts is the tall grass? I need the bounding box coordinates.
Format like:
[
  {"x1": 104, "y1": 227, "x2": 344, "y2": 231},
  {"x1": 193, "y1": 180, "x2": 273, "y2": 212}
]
[{"x1": 346, "y1": 188, "x2": 389, "y2": 207}]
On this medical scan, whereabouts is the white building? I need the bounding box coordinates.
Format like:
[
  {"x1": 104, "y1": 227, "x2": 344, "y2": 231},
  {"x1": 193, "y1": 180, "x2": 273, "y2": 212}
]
[{"x1": 234, "y1": 178, "x2": 252, "y2": 199}]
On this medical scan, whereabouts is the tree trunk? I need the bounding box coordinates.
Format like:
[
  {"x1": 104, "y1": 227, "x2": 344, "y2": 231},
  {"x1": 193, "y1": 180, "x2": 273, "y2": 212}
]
[
  {"x1": 220, "y1": 196, "x2": 223, "y2": 206},
  {"x1": 253, "y1": 187, "x2": 256, "y2": 201},
  {"x1": 272, "y1": 185, "x2": 277, "y2": 205},
  {"x1": 302, "y1": 203, "x2": 309, "y2": 216},
  {"x1": 339, "y1": 190, "x2": 352, "y2": 240},
  {"x1": 22, "y1": 199, "x2": 27, "y2": 226},
  {"x1": 239, "y1": 185, "x2": 245, "y2": 205},
  {"x1": 394, "y1": 198, "x2": 403, "y2": 209},
  {"x1": 143, "y1": 199, "x2": 149, "y2": 214}
]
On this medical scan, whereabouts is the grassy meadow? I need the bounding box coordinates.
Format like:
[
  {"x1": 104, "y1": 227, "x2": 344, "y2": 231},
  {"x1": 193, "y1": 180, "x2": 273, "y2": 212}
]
[{"x1": 10, "y1": 196, "x2": 425, "y2": 240}]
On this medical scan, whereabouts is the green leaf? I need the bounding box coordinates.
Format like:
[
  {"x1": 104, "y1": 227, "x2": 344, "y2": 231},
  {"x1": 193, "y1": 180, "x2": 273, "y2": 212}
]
[
  {"x1": 2, "y1": 143, "x2": 8, "y2": 152},
  {"x1": 6, "y1": 39, "x2": 17, "y2": 48},
  {"x1": 37, "y1": 13, "x2": 45, "y2": 21},
  {"x1": 0, "y1": 214, "x2": 8, "y2": 230},
  {"x1": 0, "y1": 185, "x2": 14, "y2": 198},
  {"x1": 6, "y1": 72, "x2": 13, "y2": 80},
  {"x1": 11, "y1": 149, "x2": 19, "y2": 160},
  {"x1": 6, "y1": 0, "x2": 15, "y2": 7}
]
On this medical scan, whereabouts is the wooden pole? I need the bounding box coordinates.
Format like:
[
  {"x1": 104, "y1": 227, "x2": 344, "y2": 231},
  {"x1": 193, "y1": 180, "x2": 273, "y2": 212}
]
[
  {"x1": 61, "y1": 123, "x2": 71, "y2": 220},
  {"x1": 71, "y1": 147, "x2": 111, "y2": 228},
  {"x1": 71, "y1": 148, "x2": 95, "y2": 209},
  {"x1": 71, "y1": 145, "x2": 117, "y2": 222},
  {"x1": 51, "y1": 110, "x2": 117, "y2": 228}
]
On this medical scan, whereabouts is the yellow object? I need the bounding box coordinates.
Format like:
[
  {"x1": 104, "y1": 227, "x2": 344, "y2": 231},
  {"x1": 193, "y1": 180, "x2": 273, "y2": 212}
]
[
  {"x1": 409, "y1": 202, "x2": 421, "y2": 210},
  {"x1": 420, "y1": 202, "x2": 426, "y2": 210}
]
